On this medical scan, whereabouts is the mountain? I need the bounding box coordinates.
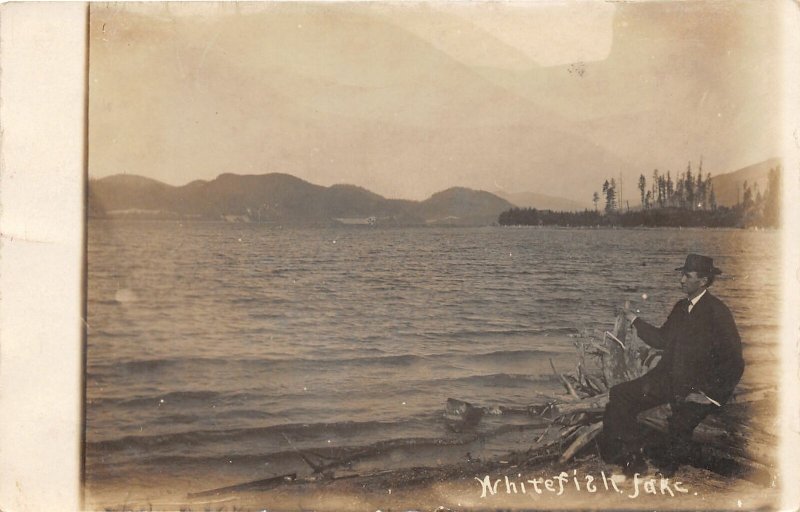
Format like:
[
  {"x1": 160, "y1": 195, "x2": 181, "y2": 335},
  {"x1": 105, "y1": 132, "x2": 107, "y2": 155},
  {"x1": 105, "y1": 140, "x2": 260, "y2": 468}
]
[
  {"x1": 710, "y1": 158, "x2": 781, "y2": 206},
  {"x1": 89, "y1": 174, "x2": 177, "y2": 210},
  {"x1": 88, "y1": 173, "x2": 513, "y2": 226},
  {"x1": 493, "y1": 190, "x2": 587, "y2": 212},
  {"x1": 419, "y1": 187, "x2": 515, "y2": 226},
  {"x1": 88, "y1": 6, "x2": 637, "y2": 202}
]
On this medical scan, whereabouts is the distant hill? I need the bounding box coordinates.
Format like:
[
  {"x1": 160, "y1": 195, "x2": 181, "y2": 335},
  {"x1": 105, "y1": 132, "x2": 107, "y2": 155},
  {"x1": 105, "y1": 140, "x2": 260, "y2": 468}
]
[
  {"x1": 494, "y1": 190, "x2": 587, "y2": 212},
  {"x1": 710, "y1": 158, "x2": 781, "y2": 206},
  {"x1": 88, "y1": 173, "x2": 513, "y2": 226},
  {"x1": 419, "y1": 187, "x2": 515, "y2": 226},
  {"x1": 89, "y1": 174, "x2": 178, "y2": 210}
]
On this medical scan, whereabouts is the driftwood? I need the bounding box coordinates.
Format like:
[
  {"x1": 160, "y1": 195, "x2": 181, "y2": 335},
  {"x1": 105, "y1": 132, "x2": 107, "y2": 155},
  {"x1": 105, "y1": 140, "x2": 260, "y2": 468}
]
[
  {"x1": 550, "y1": 358, "x2": 580, "y2": 400},
  {"x1": 445, "y1": 309, "x2": 777, "y2": 483},
  {"x1": 638, "y1": 405, "x2": 777, "y2": 468},
  {"x1": 560, "y1": 421, "x2": 603, "y2": 463},
  {"x1": 602, "y1": 302, "x2": 658, "y2": 387},
  {"x1": 187, "y1": 472, "x2": 297, "y2": 498}
]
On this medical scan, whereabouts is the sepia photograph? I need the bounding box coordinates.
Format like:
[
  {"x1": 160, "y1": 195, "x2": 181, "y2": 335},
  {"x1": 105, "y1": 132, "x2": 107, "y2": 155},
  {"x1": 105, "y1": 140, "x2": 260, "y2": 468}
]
[{"x1": 6, "y1": 0, "x2": 790, "y2": 510}]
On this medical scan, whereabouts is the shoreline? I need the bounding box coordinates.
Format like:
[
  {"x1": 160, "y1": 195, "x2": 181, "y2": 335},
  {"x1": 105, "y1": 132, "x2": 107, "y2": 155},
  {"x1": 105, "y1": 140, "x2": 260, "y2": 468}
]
[
  {"x1": 85, "y1": 451, "x2": 778, "y2": 511},
  {"x1": 85, "y1": 383, "x2": 779, "y2": 511},
  {"x1": 86, "y1": 217, "x2": 779, "y2": 232}
]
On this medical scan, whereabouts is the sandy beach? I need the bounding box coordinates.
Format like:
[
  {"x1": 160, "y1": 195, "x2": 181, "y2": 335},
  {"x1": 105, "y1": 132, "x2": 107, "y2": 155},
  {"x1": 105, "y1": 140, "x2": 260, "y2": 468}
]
[{"x1": 87, "y1": 450, "x2": 779, "y2": 511}]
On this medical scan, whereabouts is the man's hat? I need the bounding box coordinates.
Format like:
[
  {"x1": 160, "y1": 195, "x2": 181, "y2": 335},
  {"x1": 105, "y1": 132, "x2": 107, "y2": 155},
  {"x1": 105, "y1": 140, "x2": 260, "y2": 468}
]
[{"x1": 675, "y1": 253, "x2": 722, "y2": 275}]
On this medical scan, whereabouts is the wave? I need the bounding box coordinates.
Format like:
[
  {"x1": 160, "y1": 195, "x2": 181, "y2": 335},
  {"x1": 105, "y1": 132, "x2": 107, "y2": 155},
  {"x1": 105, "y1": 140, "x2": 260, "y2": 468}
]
[
  {"x1": 470, "y1": 348, "x2": 567, "y2": 361},
  {"x1": 102, "y1": 358, "x2": 183, "y2": 373},
  {"x1": 151, "y1": 413, "x2": 200, "y2": 425},
  {"x1": 90, "y1": 345, "x2": 569, "y2": 379},
  {"x1": 119, "y1": 390, "x2": 222, "y2": 407},
  {"x1": 417, "y1": 372, "x2": 555, "y2": 389},
  {"x1": 91, "y1": 353, "x2": 423, "y2": 375},
  {"x1": 230, "y1": 296, "x2": 260, "y2": 305},
  {"x1": 87, "y1": 417, "x2": 437, "y2": 454},
  {"x1": 86, "y1": 434, "x2": 473, "y2": 476},
  {"x1": 90, "y1": 390, "x2": 263, "y2": 409},
  {"x1": 423, "y1": 326, "x2": 578, "y2": 339},
  {"x1": 213, "y1": 409, "x2": 276, "y2": 421}
]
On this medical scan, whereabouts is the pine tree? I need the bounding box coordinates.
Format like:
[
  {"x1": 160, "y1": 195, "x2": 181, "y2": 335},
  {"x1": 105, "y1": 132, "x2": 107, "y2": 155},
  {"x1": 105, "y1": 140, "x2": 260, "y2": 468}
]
[
  {"x1": 609, "y1": 178, "x2": 618, "y2": 211},
  {"x1": 666, "y1": 171, "x2": 674, "y2": 207},
  {"x1": 742, "y1": 180, "x2": 753, "y2": 210},
  {"x1": 638, "y1": 174, "x2": 647, "y2": 208},
  {"x1": 697, "y1": 158, "x2": 704, "y2": 208},
  {"x1": 696, "y1": 171, "x2": 705, "y2": 209},
  {"x1": 602, "y1": 179, "x2": 617, "y2": 213},
  {"x1": 763, "y1": 166, "x2": 781, "y2": 227},
  {"x1": 651, "y1": 169, "x2": 659, "y2": 204},
  {"x1": 709, "y1": 184, "x2": 717, "y2": 210}
]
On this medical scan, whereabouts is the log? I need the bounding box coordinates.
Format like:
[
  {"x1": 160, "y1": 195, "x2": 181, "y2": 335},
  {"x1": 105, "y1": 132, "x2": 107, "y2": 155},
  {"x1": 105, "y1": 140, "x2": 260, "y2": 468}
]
[
  {"x1": 187, "y1": 472, "x2": 296, "y2": 498},
  {"x1": 560, "y1": 421, "x2": 603, "y2": 463},
  {"x1": 550, "y1": 358, "x2": 580, "y2": 400},
  {"x1": 547, "y1": 394, "x2": 608, "y2": 416},
  {"x1": 516, "y1": 419, "x2": 599, "y2": 470},
  {"x1": 584, "y1": 373, "x2": 607, "y2": 394},
  {"x1": 282, "y1": 433, "x2": 325, "y2": 472},
  {"x1": 588, "y1": 341, "x2": 611, "y2": 355},
  {"x1": 638, "y1": 406, "x2": 777, "y2": 467},
  {"x1": 445, "y1": 392, "x2": 609, "y2": 426}
]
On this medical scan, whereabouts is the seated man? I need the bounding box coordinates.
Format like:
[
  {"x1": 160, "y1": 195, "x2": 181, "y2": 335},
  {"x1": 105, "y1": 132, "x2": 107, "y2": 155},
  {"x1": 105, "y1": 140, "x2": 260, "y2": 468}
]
[{"x1": 598, "y1": 254, "x2": 745, "y2": 476}]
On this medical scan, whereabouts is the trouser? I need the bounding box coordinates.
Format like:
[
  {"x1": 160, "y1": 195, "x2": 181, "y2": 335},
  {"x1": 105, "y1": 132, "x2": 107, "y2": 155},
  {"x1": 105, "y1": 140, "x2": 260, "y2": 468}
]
[{"x1": 598, "y1": 371, "x2": 716, "y2": 464}]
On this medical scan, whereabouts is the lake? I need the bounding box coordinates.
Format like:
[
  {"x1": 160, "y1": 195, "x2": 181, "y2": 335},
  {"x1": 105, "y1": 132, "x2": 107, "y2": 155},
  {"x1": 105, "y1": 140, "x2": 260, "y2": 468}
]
[{"x1": 85, "y1": 221, "x2": 780, "y2": 500}]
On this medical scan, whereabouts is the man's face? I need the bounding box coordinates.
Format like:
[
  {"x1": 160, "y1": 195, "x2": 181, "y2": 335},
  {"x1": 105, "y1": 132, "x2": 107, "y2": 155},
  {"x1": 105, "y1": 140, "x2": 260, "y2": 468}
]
[{"x1": 680, "y1": 271, "x2": 707, "y2": 297}]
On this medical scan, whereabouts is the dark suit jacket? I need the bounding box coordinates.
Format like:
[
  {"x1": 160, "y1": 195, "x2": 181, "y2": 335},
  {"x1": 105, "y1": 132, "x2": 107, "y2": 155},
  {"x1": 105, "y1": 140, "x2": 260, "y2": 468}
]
[{"x1": 632, "y1": 291, "x2": 744, "y2": 403}]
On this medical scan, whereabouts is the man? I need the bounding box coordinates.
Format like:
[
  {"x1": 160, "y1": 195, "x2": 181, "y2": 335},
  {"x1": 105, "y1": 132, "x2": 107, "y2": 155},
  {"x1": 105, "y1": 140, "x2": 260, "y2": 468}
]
[{"x1": 599, "y1": 254, "x2": 745, "y2": 476}]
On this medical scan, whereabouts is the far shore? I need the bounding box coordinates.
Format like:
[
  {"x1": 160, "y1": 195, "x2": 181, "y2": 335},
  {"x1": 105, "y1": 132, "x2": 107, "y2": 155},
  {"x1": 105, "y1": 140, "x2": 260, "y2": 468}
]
[{"x1": 87, "y1": 216, "x2": 778, "y2": 232}]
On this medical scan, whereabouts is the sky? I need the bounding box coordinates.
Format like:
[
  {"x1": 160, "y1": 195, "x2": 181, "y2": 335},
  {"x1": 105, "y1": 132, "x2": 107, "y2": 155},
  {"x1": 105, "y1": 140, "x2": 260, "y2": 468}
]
[{"x1": 88, "y1": 1, "x2": 784, "y2": 206}]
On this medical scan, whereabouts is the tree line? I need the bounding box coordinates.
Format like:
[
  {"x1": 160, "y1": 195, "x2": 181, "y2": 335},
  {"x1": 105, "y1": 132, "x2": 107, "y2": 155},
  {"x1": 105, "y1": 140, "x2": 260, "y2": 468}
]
[{"x1": 500, "y1": 164, "x2": 781, "y2": 229}]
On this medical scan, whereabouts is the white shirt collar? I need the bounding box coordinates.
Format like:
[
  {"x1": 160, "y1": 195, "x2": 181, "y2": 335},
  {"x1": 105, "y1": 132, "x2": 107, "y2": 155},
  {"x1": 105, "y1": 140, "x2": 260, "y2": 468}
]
[{"x1": 688, "y1": 289, "x2": 708, "y2": 312}]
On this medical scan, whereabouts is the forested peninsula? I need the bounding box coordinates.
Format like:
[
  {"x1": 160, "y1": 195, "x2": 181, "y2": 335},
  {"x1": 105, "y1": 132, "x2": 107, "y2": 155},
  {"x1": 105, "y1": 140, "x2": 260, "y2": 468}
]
[{"x1": 499, "y1": 165, "x2": 781, "y2": 229}]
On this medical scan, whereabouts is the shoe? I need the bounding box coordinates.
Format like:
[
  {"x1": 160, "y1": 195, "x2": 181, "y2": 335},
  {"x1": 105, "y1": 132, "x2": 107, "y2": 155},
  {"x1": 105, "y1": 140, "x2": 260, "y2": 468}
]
[
  {"x1": 622, "y1": 453, "x2": 648, "y2": 478},
  {"x1": 646, "y1": 448, "x2": 679, "y2": 476},
  {"x1": 648, "y1": 442, "x2": 699, "y2": 476}
]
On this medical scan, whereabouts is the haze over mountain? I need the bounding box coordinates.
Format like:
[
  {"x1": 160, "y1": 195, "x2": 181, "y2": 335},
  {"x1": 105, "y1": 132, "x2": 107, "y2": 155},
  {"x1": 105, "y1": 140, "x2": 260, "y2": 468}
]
[
  {"x1": 88, "y1": 173, "x2": 514, "y2": 226},
  {"x1": 494, "y1": 190, "x2": 587, "y2": 212},
  {"x1": 88, "y1": 2, "x2": 783, "y2": 207},
  {"x1": 709, "y1": 157, "x2": 782, "y2": 207}
]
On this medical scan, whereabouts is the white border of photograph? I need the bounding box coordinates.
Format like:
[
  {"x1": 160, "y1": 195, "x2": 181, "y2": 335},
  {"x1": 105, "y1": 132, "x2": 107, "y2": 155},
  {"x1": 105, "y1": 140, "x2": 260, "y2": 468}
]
[
  {"x1": 0, "y1": 3, "x2": 86, "y2": 511},
  {"x1": 0, "y1": 2, "x2": 799, "y2": 510}
]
